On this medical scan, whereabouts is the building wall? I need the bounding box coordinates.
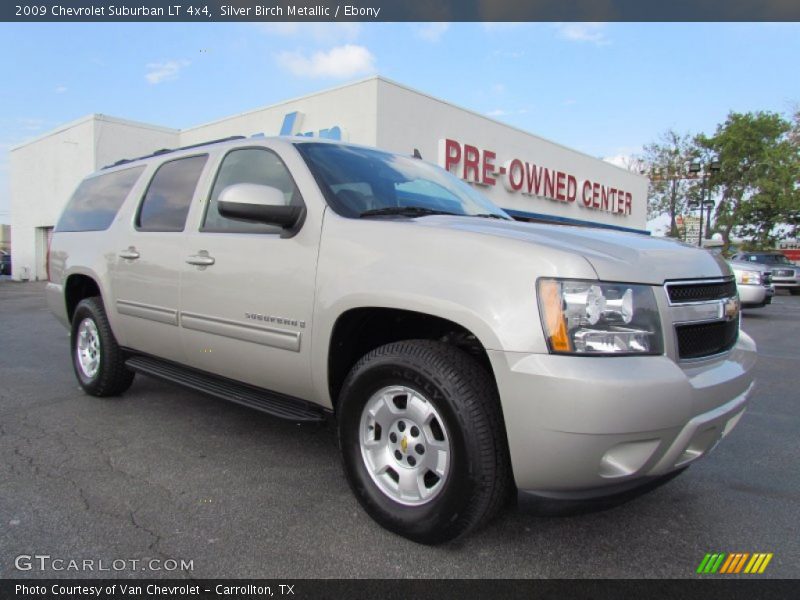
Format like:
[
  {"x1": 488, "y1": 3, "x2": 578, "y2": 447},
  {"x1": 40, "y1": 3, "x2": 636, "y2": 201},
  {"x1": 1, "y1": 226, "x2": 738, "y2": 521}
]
[
  {"x1": 10, "y1": 118, "x2": 95, "y2": 280},
  {"x1": 376, "y1": 79, "x2": 648, "y2": 231},
  {"x1": 92, "y1": 117, "x2": 179, "y2": 172},
  {"x1": 9, "y1": 116, "x2": 177, "y2": 280},
  {"x1": 179, "y1": 78, "x2": 379, "y2": 147}
]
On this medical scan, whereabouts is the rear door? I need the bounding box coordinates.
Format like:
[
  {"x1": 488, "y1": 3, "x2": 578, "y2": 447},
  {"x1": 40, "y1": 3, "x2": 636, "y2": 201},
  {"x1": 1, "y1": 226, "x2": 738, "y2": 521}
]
[
  {"x1": 178, "y1": 145, "x2": 321, "y2": 401},
  {"x1": 111, "y1": 154, "x2": 210, "y2": 363}
]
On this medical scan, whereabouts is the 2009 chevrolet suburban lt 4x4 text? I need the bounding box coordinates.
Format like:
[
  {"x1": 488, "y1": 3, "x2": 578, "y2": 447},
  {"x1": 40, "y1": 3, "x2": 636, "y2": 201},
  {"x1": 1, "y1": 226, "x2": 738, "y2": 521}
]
[{"x1": 47, "y1": 137, "x2": 756, "y2": 544}]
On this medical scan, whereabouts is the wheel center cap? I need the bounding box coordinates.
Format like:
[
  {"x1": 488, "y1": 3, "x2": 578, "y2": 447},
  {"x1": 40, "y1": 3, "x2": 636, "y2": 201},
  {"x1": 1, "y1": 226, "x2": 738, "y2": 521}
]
[{"x1": 400, "y1": 435, "x2": 408, "y2": 454}]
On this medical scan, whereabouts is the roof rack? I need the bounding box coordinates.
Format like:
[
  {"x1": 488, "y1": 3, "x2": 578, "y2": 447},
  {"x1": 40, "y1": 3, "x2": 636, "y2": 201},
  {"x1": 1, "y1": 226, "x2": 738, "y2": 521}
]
[{"x1": 102, "y1": 135, "x2": 246, "y2": 169}]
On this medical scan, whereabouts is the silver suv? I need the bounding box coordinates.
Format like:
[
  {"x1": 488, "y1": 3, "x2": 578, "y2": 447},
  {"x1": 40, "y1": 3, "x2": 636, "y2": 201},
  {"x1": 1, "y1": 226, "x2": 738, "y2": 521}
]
[
  {"x1": 732, "y1": 251, "x2": 800, "y2": 295},
  {"x1": 46, "y1": 137, "x2": 756, "y2": 543}
]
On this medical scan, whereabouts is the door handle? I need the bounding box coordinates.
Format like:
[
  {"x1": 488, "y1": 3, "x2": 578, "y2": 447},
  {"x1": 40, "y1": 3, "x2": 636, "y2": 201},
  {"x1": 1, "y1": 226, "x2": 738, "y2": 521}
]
[
  {"x1": 186, "y1": 253, "x2": 215, "y2": 267},
  {"x1": 119, "y1": 247, "x2": 140, "y2": 260}
]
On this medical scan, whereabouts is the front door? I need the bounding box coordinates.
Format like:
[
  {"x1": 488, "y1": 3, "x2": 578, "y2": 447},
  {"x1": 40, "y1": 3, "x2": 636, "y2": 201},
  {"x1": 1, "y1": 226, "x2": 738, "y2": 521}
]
[{"x1": 179, "y1": 146, "x2": 321, "y2": 401}]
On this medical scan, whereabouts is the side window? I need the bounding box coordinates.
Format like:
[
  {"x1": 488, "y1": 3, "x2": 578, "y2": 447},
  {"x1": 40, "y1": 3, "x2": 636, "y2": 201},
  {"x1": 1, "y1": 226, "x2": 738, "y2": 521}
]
[
  {"x1": 55, "y1": 166, "x2": 145, "y2": 232},
  {"x1": 137, "y1": 155, "x2": 208, "y2": 232},
  {"x1": 203, "y1": 148, "x2": 302, "y2": 233}
]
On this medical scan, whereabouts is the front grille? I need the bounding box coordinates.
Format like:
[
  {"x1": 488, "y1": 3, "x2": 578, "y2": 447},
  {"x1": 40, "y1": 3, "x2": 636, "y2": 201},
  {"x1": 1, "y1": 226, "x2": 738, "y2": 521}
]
[
  {"x1": 676, "y1": 319, "x2": 738, "y2": 359},
  {"x1": 667, "y1": 279, "x2": 737, "y2": 303},
  {"x1": 773, "y1": 269, "x2": 794, "y2": 277}
]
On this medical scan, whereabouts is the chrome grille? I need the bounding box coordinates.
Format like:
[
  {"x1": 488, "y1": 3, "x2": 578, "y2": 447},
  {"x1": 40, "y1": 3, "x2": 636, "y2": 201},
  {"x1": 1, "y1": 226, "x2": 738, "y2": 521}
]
[
  {"x1": 665, "y1": 278, "x2": 739, "y2": 360},
  {"x1": 666, "y1": 278, "x2": 736, "y2": 304}
]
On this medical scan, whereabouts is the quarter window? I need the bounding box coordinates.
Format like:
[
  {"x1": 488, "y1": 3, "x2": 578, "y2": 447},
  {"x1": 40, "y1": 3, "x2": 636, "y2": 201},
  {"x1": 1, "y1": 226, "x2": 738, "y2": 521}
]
[
  {"x1": 137, "y1": 155, "x2": 208, "y2": 232},
  {"x1": 56, "y1": 166, "x2": 145, "y2": 232},
  {"x1": 203, "y1": 148, "x2": 302, "y2": 233}
]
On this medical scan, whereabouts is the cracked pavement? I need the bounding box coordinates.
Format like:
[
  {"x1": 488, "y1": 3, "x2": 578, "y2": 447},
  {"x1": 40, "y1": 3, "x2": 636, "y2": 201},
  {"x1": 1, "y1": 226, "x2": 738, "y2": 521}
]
[{"x1": 1, "y1": 282, "x2": 798, "y2": 578}]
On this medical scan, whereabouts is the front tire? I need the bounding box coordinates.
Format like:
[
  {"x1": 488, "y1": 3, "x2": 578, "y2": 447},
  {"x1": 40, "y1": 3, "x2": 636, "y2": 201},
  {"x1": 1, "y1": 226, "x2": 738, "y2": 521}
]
[
  {"x1": 71, "y1": 296, "x2": 134, "y2": 397},
  {"x1": 338, "y1": 340, "x2": 511, "y2": 544}
]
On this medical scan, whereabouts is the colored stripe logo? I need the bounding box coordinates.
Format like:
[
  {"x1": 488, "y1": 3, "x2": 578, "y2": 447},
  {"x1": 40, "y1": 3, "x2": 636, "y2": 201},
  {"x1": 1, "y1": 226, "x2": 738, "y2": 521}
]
[{"x1": 697, "y1": 552, "x2": 773, "y2": 574}]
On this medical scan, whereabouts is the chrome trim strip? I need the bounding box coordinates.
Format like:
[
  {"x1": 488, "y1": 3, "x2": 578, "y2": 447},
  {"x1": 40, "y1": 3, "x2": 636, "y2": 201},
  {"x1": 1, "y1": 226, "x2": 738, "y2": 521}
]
[
  {"x1": 116, "y1": 299, "x2": 178, "y2": 326},
  {"x1": 670, "y1": 302, "x2": 724, "y2": 325},
  {"x1": 180, "y1": 311, "x2": 301, "y2": 352}
]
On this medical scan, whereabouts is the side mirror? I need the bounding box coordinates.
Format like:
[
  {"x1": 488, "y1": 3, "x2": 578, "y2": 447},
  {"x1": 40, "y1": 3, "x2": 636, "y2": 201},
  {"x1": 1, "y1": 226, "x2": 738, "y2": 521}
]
[{"x1": 218, "y1": 183, "x2": 304, "y2": 229}]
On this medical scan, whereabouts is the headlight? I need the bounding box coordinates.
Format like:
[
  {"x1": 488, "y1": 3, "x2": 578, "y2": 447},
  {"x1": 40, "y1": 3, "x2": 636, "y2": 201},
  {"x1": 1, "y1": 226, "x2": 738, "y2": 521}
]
[
  {"x1": 538, "y1": 278, "x2": 663, "y2": 355},
  {"x1": 735, "y1": 270, "x2": 761, "y2": 285}
]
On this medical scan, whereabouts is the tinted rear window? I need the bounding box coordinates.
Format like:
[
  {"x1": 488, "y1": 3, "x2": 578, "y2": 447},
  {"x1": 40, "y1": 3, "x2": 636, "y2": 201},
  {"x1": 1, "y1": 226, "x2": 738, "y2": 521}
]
[
  {"x1": 137, "y1": 155, "x2": 208, "y2": 232},
  {"x1": 55, "y1": 166, "x2": 145, "y2": 232}
]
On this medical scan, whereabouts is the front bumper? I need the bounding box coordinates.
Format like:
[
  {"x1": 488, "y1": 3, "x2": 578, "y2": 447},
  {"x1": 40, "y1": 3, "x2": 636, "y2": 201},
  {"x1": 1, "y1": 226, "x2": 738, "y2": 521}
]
[
  {"x1": 738, "y1": 284, "x2": 771, "y2": 307},
  {"x1": 489, "y1": 332, "x2": 756, "y2": 498}
]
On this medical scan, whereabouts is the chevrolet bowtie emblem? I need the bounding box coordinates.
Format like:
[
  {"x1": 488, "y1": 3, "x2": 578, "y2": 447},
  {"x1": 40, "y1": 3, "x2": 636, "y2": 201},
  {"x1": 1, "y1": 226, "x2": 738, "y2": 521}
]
[{"x1": 723, "y1": 296, "x2": 740, "y2": 321}]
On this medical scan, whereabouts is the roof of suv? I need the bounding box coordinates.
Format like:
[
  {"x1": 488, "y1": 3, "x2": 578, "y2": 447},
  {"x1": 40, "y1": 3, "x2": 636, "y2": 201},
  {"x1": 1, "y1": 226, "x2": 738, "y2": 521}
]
[{"x1": 101, "y1": 135, "x2": 360, "y2": 172}]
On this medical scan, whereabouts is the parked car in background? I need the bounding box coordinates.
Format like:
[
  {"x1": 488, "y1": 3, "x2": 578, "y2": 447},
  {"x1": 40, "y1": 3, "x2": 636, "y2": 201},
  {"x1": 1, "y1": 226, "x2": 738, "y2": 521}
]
[
  {"x1": 729, "y1": 260, "x2": 774, "y2": 308},
  {"x1": 0, "y1": 251, "x2": 10, "y2": 276},
  {"x1": 732, "y1": 251, "x2": 800, "y2": 295}
]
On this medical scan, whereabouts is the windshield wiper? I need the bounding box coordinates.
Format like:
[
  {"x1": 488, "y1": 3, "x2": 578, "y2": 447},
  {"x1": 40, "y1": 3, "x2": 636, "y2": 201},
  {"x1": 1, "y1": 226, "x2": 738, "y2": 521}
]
[
  {"x1": 359, "y1": 206, "x2": 458, "y2": 218},
  {"x1": 472, "y1": 213, "x2": 509, "y2": 220}
]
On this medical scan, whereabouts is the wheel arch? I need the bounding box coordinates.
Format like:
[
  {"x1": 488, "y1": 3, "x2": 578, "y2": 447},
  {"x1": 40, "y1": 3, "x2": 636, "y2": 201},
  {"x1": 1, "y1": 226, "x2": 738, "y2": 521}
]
[
  {"x1": 325, "y1": 306, "x2": 501, "y2": 413},
  {"x1": 64, "y1": 272, "x2": 103, "y2": 323}
]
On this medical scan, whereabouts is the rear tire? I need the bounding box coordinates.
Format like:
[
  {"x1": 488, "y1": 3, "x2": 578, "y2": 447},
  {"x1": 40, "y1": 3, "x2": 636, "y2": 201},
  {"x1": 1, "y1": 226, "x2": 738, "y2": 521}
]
[
  {"x1": 790, "y1": 288, "x2": 799, "y2": 296},
  {"x1": 71, "y1": 296, "x2": 134, "y2": 397},
  {"x1": 338, "y1": 340, "x2": 511, "y2": 544}
]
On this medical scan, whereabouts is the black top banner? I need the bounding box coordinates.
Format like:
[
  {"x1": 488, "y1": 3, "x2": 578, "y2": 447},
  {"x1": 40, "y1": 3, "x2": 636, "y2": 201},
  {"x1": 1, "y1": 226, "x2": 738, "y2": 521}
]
[{"x1": 3, "y1": 0, "x2": 800, "y2": 22}]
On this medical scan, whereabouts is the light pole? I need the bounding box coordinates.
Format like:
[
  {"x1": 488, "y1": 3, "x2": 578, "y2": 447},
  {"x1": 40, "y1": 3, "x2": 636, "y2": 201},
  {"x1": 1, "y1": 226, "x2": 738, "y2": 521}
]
[{"x1": 687, "y1": 159, "x2": 721, "y2": 247}]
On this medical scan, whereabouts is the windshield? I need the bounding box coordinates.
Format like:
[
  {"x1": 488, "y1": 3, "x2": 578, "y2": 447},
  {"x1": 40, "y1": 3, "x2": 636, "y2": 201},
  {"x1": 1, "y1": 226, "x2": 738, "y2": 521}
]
[
  {"x1": 745, "y1": 254, "x2": 790, "y2": 265},
  {"x1": 294, "y1": 142, "x2": 510, "y2": 220}
]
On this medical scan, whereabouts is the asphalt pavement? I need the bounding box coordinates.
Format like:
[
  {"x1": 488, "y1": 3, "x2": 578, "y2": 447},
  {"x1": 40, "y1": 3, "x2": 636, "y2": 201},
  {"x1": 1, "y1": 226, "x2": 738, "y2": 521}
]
[{"x1": 1, "y1": 282, "x2": 798, "y2": 578}]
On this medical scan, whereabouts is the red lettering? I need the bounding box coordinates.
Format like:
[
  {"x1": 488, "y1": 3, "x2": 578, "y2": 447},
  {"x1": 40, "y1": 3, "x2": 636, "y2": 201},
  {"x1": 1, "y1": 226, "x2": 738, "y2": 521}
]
[
  {"x1": 607, "y1": 188, "x2": 617, "y2": 213},
  {"x1": 567, "y1": 175, "x2": 577, "y2": 202},
  {"x1": 625, "y1": 193, "x2": 632, "y2": 215},
  {"x1": 463, "y1": 144, "x2": 480, "y2": 182},
  {"x1": 444, "y1": 139, "x2": 461, "y2": 173},
  {"x1": 592, "y1": 183, "x2": 600, "y2": 208},
  {"x1": 482, "y1": 150, "x2": 497, "y2": 186},
  {"x1": 601, "y1": 186, "x2": 609, "y2": 211},
  {"x1": 556, "y1": 171, "x2": 566, "y2": 201},
  {"x1": 543, "y1": 168, "x2": 555, "y2": 199},
  {"x1": 582, "y1": 180, "x2": 592, "y2": 206},
  {"x1": 525, "y1": 163, "x2": 544, "y2": 196},
  {"x1": 506, "y1": 159, "x2": 524, "y2": 191}
]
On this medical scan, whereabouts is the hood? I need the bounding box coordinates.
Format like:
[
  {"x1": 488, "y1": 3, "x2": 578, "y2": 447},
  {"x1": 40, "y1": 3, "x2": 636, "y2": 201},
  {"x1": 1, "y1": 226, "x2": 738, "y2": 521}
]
[
  {"x1": 415, "y1": 216, "x2": 731, "y2": 285},
  {"x1": 728, "y1": 260, "x2": 772, "y2": 274}
]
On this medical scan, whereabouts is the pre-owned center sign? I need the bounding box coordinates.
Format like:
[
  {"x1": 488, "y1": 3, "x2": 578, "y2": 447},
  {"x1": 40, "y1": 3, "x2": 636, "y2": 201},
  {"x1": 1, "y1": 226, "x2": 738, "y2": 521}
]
[{"x1": 438, "y1": 138, "x2": 633, "y2": 217}]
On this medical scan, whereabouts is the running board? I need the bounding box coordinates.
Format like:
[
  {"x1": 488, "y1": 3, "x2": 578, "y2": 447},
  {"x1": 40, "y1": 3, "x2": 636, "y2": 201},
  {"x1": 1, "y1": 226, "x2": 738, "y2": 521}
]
[{"x1": 125, "y1": 355, "x2": 328, "y2": 423}]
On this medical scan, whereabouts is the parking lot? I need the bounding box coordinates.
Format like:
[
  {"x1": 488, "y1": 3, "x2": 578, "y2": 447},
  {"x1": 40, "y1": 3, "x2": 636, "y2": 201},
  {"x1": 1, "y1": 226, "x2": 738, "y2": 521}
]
[{"x1": 1, "y1": 281, "x2": 798, "y2": 579}]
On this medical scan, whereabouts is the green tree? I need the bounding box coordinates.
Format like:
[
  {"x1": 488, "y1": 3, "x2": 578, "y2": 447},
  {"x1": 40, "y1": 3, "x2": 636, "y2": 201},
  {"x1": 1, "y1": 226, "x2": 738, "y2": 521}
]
[
  {"x1": 641, "y1": 130, "x2": 697, "y2": 238},
  {"x1": 697, "y1": 111, "x2": 799, "y2": 251}
]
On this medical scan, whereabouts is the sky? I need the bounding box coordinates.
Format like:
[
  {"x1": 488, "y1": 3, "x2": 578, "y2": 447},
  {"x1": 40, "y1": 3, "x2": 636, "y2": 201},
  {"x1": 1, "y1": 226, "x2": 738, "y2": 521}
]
[{"x1": 1, "y1": 21, "x2": 799, "y2": 226}]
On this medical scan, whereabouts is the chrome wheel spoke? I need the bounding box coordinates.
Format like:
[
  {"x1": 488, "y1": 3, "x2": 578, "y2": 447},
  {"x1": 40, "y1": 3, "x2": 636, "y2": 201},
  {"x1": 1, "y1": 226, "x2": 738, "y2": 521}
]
[
  {"x1": 397, "y1": 467, "x2": 425, "y2": 499},
  {"x1": 76, "y1": 318, "x2": 101, "y2": 379},
  {"x1": 363, "y1": 445, "x2": 390, "y2": 473}
]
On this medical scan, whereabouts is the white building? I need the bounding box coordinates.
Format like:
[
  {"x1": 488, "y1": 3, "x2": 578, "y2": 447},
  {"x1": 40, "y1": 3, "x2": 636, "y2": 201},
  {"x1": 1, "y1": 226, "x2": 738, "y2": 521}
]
[{"x1": 9, "y1": 76, "x2": 648, "y2": 281}]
